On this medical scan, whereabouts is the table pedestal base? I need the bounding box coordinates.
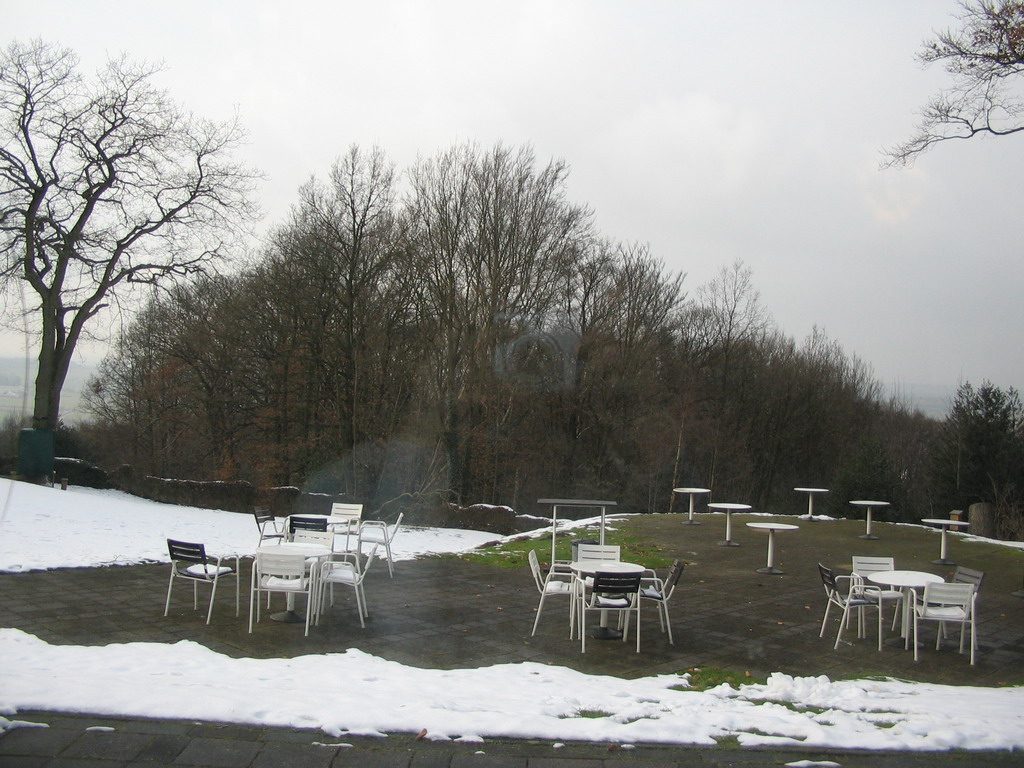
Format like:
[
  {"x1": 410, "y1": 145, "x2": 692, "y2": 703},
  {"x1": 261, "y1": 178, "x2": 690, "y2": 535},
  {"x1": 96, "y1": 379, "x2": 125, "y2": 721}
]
[
  {"x1": 590, "y1": 626, "x2": 623, "y2": 640},
  {"x1": 718, "y1": 540, "x2": 739, "y2": 547},
  {"x1": 858, "y1": 533, "x2": 879, "y2": 540},
  {"x1": 756, "y1": 566, "x2": 784, "y2": 575},
  {"x1": 681, "y1": 519, "x2": 701, "y2": 526},
  {"x1": 269, "y1": 609, "x2": 305, "y2": 623},
  {"x1": 931, "y1": 557, "x2": 956, "y2": 566}
]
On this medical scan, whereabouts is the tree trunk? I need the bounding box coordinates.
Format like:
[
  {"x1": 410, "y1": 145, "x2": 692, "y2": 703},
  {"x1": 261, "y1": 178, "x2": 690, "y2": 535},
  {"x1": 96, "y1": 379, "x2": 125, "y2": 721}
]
[{"x1": 968, "y1": 502, "x2": 996, "y2": 539}]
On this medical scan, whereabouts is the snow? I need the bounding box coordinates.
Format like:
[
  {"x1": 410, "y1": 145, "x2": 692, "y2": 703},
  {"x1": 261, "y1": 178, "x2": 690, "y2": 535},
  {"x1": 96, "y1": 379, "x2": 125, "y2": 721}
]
[{"x1": 1, "y1": 479, "x2": 1023, "y2": 751}]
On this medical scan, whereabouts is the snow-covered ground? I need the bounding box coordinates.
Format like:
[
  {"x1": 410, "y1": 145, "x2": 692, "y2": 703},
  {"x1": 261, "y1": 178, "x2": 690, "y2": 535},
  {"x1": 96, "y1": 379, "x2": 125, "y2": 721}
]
[{"x1": 1, "y1": 480, "x2": 1023, "y2": 752}]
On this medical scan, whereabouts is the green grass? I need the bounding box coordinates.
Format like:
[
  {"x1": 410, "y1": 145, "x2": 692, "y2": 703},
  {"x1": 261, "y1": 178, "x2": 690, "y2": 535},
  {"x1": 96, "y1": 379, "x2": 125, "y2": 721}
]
[
  {"x1": 673, "y1": 667, "x2": 768, "y2": 691},
  {"x1": 445, "y1": 517, "x2": 680, "y2": 570}
]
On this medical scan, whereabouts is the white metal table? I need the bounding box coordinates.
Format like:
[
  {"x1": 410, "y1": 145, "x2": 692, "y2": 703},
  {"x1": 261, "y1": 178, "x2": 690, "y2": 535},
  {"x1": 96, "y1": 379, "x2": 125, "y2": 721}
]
[
  {"x1": 794, "y1": 487, "x2": 829, "y2": 521},
  {"x1": 746, "y1": 522, "x2": 798, "y2": 574},
  {"x1": 867, "y1": 569, "x2": 943, "y2": 647},
  {"x1": 709, "y1": 502, "x2": 751, "y2": 547},
  {"x1": 850, "y1": 500, "x2": 889, "y2": 540},
  {"x1": 673, "y1": 487, "x2": 710, "y2": 525},
  {"x1": 920, "y1": 518, "x2": 970, "y2": 566}
]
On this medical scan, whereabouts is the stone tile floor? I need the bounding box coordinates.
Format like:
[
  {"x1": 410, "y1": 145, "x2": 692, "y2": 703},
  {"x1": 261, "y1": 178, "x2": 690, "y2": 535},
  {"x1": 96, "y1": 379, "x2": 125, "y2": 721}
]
[{"x1": 2, "y1": 513, "x2": 1024, "y2": 765}]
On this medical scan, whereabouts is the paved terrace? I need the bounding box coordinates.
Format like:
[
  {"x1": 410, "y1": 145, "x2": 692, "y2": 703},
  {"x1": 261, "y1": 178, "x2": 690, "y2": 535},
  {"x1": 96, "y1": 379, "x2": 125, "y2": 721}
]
[{"x1": 2, "y1": 512, "x2": 1024, "y2": 766}]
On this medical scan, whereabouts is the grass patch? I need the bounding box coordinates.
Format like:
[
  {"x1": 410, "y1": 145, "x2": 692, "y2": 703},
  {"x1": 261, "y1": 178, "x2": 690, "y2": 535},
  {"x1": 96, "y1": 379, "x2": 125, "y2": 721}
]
[
  {"x1": 672, "y1": 667, "x2": 768, "y2": 691},
  {"x1": 560, "y1": 709, "x2": 613, "y2": 719},
  {"x1": 448, "y1": 517, "x2": 680, "y2": 570}
]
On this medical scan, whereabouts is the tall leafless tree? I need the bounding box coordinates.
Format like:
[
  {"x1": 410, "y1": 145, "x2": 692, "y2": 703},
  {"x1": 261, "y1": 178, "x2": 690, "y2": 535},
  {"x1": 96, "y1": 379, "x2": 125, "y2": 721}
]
[
  {"x1": 884, "y1": 0, "x2": 1024, "y2": 165},
  {"x1": 0, "y1": 40, "x2": 258, "y2": 431}
]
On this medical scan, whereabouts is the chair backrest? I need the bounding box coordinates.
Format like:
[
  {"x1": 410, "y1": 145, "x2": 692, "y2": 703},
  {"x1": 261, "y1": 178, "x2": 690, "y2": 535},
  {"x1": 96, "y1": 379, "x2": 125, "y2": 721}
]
[
  {"x1": 289, "y1": 515, "x2": 328, "y2": 533},
  {"x1": 851, "y1": 555, "x2": 895, "y2": 576},
  {"x1": 167, "y1": 539, "x2": 207, "y2": 565},
  {"x1": 256, "y1": 551, "x2": 307, "y2": 579},
  {"x1": 528, "y1": 549, "x2": 545, "y2": 592},
  {"x1": 291, "y1": 529, "x2": 333, "y2": 548},
  {"x1": 665, "y1": 559, "x2": 686, "y2": 591},
  {"x1": 387, "y1": 512, "x2": 404, "y2": 537},
  {"x1": 576, "y1": 544, "x2": 620, "y2": 562},
  {"x1": 330, "y1": 503, "x2": 363, "y2": 524},
  {"x1": 921, "y1": 581, "x2": 975, "y2": 608},
  {"x1": 952, "y1": 566, "x2": 985, "y2": 589},
  {"x1": 253, "y1": 506, "x2": 272, "y2": 528},
  {"x1": 818, "y1": 563, "x2": 838, "y2": 595},
  {"x1": 591, "y1": 571, "x2": 642, "y2": 596}
]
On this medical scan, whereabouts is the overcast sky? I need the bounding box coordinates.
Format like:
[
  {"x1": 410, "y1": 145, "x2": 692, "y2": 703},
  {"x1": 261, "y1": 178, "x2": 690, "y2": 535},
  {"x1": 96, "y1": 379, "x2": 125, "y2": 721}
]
[{"x1": 6, "y1": 1, "x2": 1023, "y2": 407}]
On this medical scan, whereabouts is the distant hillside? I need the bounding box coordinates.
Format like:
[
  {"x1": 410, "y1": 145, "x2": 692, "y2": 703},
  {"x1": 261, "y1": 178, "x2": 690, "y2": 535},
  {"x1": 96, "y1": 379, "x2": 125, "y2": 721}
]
[{"x1": 0, "y1": 356, "x2": 95, "y2": 423}]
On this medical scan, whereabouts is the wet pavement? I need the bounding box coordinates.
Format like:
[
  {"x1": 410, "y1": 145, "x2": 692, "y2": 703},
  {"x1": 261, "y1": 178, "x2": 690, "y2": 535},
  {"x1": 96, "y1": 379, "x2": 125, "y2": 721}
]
[{"x1": 2, "y1": 513, "x2": 1024, "y2": 766}]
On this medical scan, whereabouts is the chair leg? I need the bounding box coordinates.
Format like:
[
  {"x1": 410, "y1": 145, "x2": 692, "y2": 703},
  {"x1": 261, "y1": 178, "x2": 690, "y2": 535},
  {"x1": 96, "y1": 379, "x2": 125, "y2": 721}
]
[
  {"x1": 384, "y1": 539, "x2": 394, "y2": 577},
  {"x1": 662, "y1": 603, "x2": 674, "y2": 645},
  {"x1": 834, "y1": 603, "x2": 850, "y2": 650},
  {"x1": 206, "y1": 577, "x2": 218, "y2": 625},
  {"x1": 164, "y1": 571, "x2": 175, "y2": 617},
  {"x1": 248, "y1": 571, "x2": 257, "y2": 634},
  {"x1": 532, "y1": 593, "x2": 547, "y2": 636},
  {"x1": 819, "y1": 602, "x2": 832, "y2": 638},
  {"x1": 913, "y1": 611, "x2": 920, "y2": 662}
]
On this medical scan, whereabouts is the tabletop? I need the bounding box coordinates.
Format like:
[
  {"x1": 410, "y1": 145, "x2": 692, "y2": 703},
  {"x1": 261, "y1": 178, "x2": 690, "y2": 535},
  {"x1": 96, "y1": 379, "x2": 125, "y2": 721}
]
[
  {"x1": 746, "y1": 522, "x2": 799, "y2": 531},
  {"x1": 866, "y1": 569, "x2": 943, "y2": 589},
  {"x1": 673, "y1": 487, "x2": 710, "y2": 494},
  {"x1": 708, "y1": 502, "x2": 752, "y2": 511},
  {"x1": 850, "y1": 500, "x2": 890, "y2": 507},
  {"x1": 570, "y1": 560, "x2": 645, "y2": 575},
  {"x1": 794, "y1": 487, "x2": 828, "y2": 493},
  {"x1": 921, "y1": 518, "x2": 969, "y2": 527}
]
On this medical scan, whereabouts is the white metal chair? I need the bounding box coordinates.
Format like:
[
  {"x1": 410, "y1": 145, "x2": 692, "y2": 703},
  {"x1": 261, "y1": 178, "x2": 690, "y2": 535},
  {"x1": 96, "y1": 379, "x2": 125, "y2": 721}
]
[
  {"x1": 639, "y1": 559, "x2": 685, "y2": 644},
  {"x1": 818, "y1": 563, "x2": 884, "y2": 651},
  {"x1": 528, "y1": 549, "x2": 575, "y2": 636},
  {"x1": 575, "y1": 543, "x2": 620, "y2": 562},
  {"x1": 579, "y1": 570, "x2": 643, "y2": 653},
  {"x1": 951, "y1": 565, "x2": 985, "y2": 589},
  {"x1": 317, "y1": 545, "x2": 378, "y2": 628},
  {"x1": 571, "y1": 544, "x2": 622, "y2": 630},
  {"x1": 291, "y1": 528, "x2": 334, "y2": 550},
  {"x1": 249, "y1": 550, "x2": 316, "y2": 636},
  {"x1": 359, "y1": 512, "x2": 403, "y2": 577},
  {"x1": 164, "y1": 539, "x2": 240, "y2": 625},
  {"x1": 911, "y1": 581, "x2": 977, "y2": 665},
  {"x1": 330, "y1": 502, "x2": 364, "y2": 551},
  {"x1": 253, "y1": 507, "x2": 284, "y2": 543},
  {"x1": 851, "y1": 555, "x2": 904, "y2": 629},
  {"x1": 288, "y1": 515, "x2": 328, "y2": 538}
]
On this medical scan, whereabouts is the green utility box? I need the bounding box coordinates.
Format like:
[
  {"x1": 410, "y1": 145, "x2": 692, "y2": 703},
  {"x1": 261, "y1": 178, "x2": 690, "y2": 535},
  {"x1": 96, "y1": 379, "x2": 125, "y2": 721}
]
[{"x1": 17, "y1": 428, "x2": 55, "y2": 481}]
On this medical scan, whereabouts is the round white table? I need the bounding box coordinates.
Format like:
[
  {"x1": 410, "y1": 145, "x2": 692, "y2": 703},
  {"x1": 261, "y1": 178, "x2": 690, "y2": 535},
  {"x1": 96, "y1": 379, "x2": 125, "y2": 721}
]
[
  {"x1": 795, "y1": 487, "x2": 829, "y2": 521},
  {"x1": 570, "y1": 560, "x2": 645, "y2": 639},
  {"x1": 709, "y1": 502, "x2": 751, "y2": 547},
  {"x1": 850, "y1": 500, "x2": 889, "y2": 540},
  {"x1": 921, "y1": 518, "x2": 970, "y2": 565},
  {"x1": 867, "y1": 569, "x2": 943, "y2": 647},
  {"x1": 746, "y1": 522, "x2": 798, "y2": 575},
  {"x1": 673, "y1": 487, "x2": 710, "y2": 525},
  {"x1": 255, "y1": 541, "x2": 332, "y2": 623}
]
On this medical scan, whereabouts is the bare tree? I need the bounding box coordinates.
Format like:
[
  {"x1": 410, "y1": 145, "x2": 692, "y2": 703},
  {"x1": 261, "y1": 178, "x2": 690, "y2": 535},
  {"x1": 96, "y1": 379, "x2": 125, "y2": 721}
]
[
  {"x1": 885, "y1": 0, "x2": 1024, "y2": 166},
  {"x1": 0, "y1": 40, "x2": 258, "y2": 431}
]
